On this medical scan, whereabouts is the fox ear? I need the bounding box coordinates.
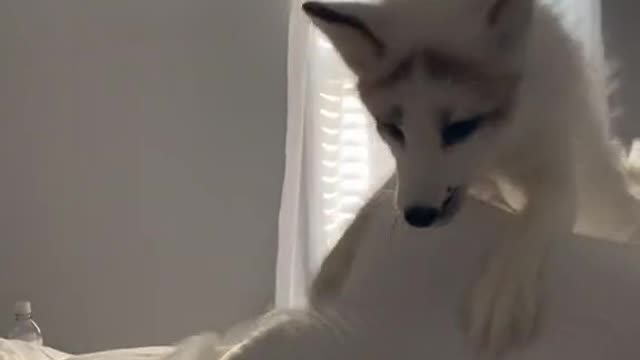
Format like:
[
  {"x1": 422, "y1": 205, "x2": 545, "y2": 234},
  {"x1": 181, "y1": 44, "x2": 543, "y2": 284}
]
[
  {"x1": 303, "y1": 1, "x2": 385, "y2": 76},
  {"x1": 482, "y1": 0, "x2": 534, "y2": 50}
]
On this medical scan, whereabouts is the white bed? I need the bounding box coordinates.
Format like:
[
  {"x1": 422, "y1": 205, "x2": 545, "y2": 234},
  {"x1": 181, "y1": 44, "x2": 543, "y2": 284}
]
[
  {"x1": 2, "y1": 194, "x2": 639, "y2": 360},
  {"x1": 0, "y1": 339, "x2": 172, "y2": 360},
  {"x1": 0, "y1": 314, "x2": 260, "y2": 360}
]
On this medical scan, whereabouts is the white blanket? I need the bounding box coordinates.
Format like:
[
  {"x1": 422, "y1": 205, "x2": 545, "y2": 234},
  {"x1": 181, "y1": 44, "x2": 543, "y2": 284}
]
[
  {"x1": 0, "y1": 339, "x2": 69, "y2": 360},
  {"x1": 173, "y1": 194, "x2": 640, "y2": 360},
  {"x1": 0, "y1": 339, "x2": 172, "y2": 360},
  {"x1": 0, "y1": 312, "x2": 269, "y2": 360},
  {"x1": 3, "y1": 194, "x2": 639, "y2": 360}
]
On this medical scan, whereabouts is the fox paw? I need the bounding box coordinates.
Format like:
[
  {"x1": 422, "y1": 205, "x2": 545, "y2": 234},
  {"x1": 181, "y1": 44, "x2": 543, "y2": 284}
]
[{"x1": 465, "y1": 267, "x2": 541, "y2": 358}]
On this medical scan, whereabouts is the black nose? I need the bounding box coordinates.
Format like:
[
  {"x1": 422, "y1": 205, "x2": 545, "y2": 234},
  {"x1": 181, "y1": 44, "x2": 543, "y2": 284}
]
[{"x1": 404, "y1": 206, "x2": 440, "y2": 228}]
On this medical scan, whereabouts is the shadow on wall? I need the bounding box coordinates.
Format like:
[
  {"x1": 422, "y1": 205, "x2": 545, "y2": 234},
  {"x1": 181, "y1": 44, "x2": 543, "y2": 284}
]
[{"x1": 603, "y1": 1, "x2": 640, "y2": 143}]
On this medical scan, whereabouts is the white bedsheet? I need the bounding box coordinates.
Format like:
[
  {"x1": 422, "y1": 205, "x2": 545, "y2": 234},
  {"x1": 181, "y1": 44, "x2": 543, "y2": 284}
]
[
  {"x1": 2, "y1": 195, "x2": 639, "y2": 360},
  {"x1": 0, "y1": 339, "x2": 173, "y2": 360},
  {"x1": 0, "y1": 339, "x2": 69, "y2": 360},
  {"x1": 67, "y1": 347, "x2": 172, "y2": 360},
  {"x1": 0, "y1": 312, "x2": 268, "y2": 360}
]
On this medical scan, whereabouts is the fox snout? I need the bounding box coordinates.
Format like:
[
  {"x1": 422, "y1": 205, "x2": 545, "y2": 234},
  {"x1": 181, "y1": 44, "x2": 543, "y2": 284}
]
[
  {"x1": 402, "y1": 186, "x2": 463, "y2": 228},
  {"x1": 404, "y1": 206, "x2": 440, "y2": 227}
]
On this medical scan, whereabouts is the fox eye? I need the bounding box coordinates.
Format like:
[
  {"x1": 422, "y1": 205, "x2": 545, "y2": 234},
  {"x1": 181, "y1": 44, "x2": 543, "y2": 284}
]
[
  {"x1": 441, "y1": 113, "x2": 487, "y2": 147},
  {"x1": 377, "y1": 105, "x2": 405, "y2": 145}
]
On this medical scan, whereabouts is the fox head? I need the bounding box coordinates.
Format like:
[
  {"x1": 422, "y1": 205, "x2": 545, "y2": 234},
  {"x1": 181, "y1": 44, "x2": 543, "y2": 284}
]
[{"x1": 303, "y1": 0, "x2": 534, "y2": 227}]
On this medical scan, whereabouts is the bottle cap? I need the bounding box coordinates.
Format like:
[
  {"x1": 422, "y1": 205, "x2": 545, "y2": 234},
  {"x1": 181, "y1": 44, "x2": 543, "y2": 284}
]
[{"x1": 14, "y1": 301, "x2": 32, "y2": 316}]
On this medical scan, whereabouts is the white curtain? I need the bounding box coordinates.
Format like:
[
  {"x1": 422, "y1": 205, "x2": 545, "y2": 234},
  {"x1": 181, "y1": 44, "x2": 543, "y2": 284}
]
[{"x1": 276, "y1": 0, "x2": 606, "y2": 309}]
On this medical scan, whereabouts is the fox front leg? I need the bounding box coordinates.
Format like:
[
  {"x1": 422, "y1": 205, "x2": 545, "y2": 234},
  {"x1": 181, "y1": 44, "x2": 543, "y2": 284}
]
[{"x1": 465, "y1": 170, "x2": 576, "y2": 357}]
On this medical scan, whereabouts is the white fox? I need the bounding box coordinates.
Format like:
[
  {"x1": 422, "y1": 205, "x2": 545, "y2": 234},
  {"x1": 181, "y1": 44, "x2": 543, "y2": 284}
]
[{"x1": 303, "y1": 0, "x2": 640, "y2": 355}]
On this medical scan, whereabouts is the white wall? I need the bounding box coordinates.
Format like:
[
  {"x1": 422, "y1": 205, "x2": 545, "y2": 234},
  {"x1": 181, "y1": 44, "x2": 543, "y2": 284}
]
[{"x1": 0, "y1": 0, "x2": 288, "y2": 352}]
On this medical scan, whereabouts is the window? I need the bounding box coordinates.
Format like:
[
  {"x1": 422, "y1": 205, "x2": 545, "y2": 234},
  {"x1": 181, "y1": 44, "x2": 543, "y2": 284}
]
[{"x1": 308, "y1": 31, "x2": 394, "y2": 262}]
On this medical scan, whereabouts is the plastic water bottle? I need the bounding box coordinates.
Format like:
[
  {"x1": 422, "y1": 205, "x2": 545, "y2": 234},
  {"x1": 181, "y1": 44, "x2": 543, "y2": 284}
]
[{"x1": 7, "y1": 301, "x2": 43, "y2": 345}]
